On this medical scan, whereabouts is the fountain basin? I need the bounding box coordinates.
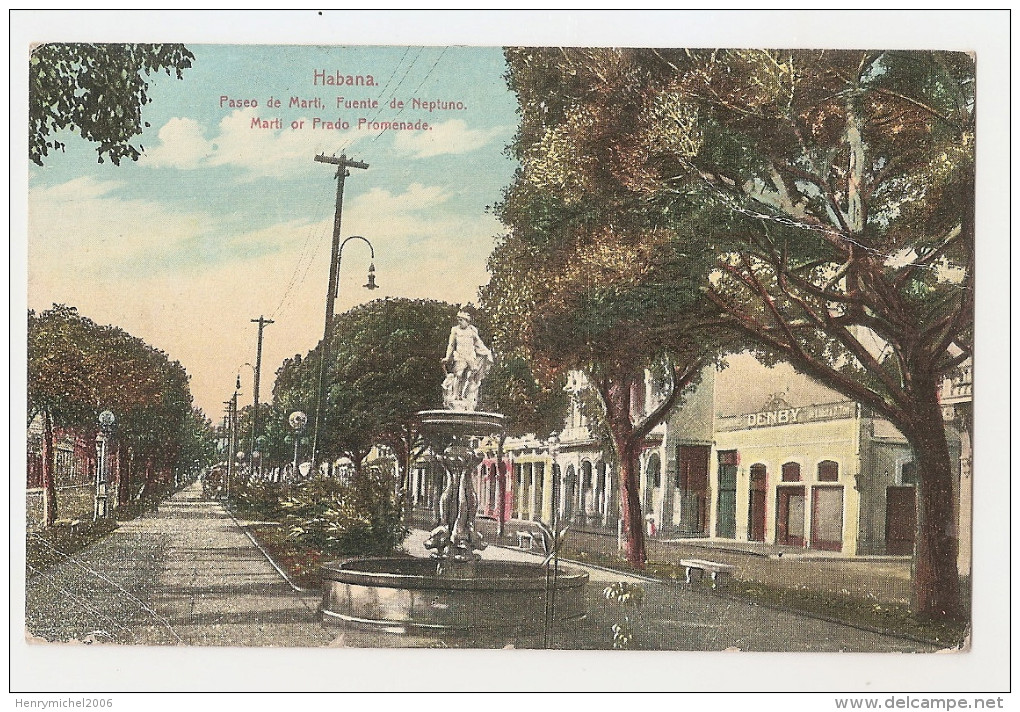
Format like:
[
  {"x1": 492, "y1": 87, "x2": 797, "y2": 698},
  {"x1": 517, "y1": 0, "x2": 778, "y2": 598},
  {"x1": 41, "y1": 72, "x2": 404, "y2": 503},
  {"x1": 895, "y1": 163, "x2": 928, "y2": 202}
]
[
  {"x1": 321, "y1": 557, "x2": 588, "y2": 633},
  {"x1": 417, "y1": 409, "x2": 505, "y2": 436}
]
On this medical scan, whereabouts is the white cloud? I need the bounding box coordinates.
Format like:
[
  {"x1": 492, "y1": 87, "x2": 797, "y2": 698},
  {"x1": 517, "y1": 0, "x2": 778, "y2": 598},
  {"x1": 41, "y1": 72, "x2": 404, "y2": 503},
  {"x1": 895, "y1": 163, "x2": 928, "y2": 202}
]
[
  {"x1": 351, "y1": 183, "x2": 452, "y2": 215},
  {"x1": 140, "y1": 117, "x2": 211, "y2": 170},
  {"x1": 28, "y1": 176, "x2": 209, "y2": 275},
  {"x1": 391, "y1": 119, "x2": 510, "y2": 159},
  {"x1": 139, "y1": 108, "x2": 367, "y2": 180}
]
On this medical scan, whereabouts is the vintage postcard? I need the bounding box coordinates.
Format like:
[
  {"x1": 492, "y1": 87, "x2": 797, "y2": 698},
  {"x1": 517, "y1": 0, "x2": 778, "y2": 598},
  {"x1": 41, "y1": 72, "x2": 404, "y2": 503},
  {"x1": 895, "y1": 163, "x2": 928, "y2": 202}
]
[{"x1": 13, "y1": 10, "x2": 1010, "y2": 698}]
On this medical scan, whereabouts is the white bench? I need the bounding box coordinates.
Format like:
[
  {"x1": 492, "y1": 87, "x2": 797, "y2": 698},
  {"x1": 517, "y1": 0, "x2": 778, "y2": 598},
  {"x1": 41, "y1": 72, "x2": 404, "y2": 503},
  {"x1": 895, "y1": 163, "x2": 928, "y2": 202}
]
[
  {"x1": 516, "y1": 530, "x2": 536, "y2": 550},
  {"x1": 678, "y1": 558, "x2": 736, "y2": 587}
]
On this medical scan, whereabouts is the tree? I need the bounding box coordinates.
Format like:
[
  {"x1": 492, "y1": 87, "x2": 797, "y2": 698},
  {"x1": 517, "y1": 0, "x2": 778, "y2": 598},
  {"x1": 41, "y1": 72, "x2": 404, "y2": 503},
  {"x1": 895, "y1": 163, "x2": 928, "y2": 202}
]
[
  {"x1": 29, "y1": 305, "x2": 109, "y2": 524},
  {"x1": 502, "y1": 48, "x2": 973, "y2": 618},
  {"x1": 273, "y1": 298, "x2": 459, "y2": 483},
  {"x1": 482, "y1": 215, "x2": 721, "y2": 566},
  {"x1": 29, "y1": 43, "x2": 194, "y2": 165},
  {"x1": 488, "y1": 49, "x2": 731, "y2": 566},
  {"x1": 474, "y1": 310, "x2": 571, "y2": 538},
  {"x1": 28, "y1": 305, "x2": 207, "y2": 521}
]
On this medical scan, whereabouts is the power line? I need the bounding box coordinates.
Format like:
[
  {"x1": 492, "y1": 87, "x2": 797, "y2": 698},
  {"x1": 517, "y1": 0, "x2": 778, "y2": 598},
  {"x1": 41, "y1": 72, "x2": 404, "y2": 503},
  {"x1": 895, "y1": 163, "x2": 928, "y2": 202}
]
[
  {"x1": 270, "y1": 217, "x2": 329, "y2": 320},
  {"x1": 336, "y1": 47, "x2": 424, "y2": 156},
  {"x1": 373, "y1": 47, "x2": 448, "y2": 142}
]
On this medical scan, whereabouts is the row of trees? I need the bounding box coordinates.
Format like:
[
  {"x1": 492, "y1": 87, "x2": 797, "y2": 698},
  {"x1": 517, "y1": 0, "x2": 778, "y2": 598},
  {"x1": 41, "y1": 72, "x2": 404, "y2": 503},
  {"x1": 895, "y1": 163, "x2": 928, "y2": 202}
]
[
  {"x1": 27, "y1": 304, "x2": 216, "y2": 525},
  {"x1": 484, "y1": 49, "x2": 973, "y2": 620},
  {"x1": 26, "y1": 44, "x2": 973, "y2": 619},
  {"x1": 247, "y1": 298, "x2": 563, "y2": 512}
]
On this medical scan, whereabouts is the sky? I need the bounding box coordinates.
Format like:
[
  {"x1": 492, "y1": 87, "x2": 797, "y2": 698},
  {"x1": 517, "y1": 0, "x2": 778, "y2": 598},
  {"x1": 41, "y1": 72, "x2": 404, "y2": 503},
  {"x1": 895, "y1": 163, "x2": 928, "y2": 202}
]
[{"x1": 28, "y1": 43, "x2": 521, "y2": 418}]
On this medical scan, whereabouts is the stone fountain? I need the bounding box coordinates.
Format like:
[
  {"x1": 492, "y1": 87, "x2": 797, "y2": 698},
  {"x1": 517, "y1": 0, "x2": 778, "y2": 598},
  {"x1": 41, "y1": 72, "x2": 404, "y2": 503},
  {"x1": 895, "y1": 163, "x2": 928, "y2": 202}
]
[{"x1": 320, "y1": 311, "x2": 588, "y2": 639}]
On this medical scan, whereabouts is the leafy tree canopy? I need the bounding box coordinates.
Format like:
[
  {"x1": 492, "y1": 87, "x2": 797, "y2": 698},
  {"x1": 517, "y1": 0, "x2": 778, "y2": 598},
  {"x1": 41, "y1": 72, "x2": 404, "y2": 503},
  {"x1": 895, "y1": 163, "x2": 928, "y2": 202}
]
[
  {"x1": 28, "y1": 304, "x2": 205, "y2": 469},
  {"x1": 29, "y1": 42, "x2": 194, "y2": 165},
  {"x1": 499, "y1": 46, "x2": 974, "y2": 616},
  {"x1": 272, "y1": 298, "x2": 460, "y2": 467}
]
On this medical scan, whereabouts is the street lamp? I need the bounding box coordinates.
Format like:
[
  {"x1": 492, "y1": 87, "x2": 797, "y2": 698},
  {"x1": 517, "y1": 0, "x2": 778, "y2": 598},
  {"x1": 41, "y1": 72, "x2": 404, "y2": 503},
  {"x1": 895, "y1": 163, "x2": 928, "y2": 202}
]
[
  {"x1": 548, "y1": 431, "x2": 561, "y2": 533},
  {"x1": 311, "y1": 235, "x2": 378, "y2": 469},
  {"x1": 289, "y1": 410, "x2": 307, "y2": 478},
  {"x1": 94, "y1": 410, "x2": 115, "y2": 520},
  {"x1": 544, "y1": 431, "x2": 562, "y2": 648}
]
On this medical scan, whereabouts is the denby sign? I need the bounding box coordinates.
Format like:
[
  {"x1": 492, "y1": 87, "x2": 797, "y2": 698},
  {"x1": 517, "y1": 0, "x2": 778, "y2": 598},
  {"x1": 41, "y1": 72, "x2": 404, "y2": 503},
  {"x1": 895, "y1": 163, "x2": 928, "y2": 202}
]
[
  {"x1": 746, "y1": 408, "x2": 801, "y2": 427},
  {"x1": 717, "y1": 401, "x2": 857, "y2": 432}
]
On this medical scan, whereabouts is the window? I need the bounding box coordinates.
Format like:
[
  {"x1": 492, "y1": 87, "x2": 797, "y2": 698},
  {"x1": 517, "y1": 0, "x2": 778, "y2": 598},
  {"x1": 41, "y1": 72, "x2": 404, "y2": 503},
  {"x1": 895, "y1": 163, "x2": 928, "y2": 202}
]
[
  {"x1": 749, "y1": 463, "x2": 767, "y2": 482},
  {"x1": 646, "y1": 454, "x2": 661, "y2": 489},
  {"x1": 782, "y1": 461, "x2": 801, "y2": 482},
  {"x1": 901, "y1": 461, "x2": 917, "y2": 485},
  {"x1": 818, "y1": 460, "x2": 839, "y2": 482}
]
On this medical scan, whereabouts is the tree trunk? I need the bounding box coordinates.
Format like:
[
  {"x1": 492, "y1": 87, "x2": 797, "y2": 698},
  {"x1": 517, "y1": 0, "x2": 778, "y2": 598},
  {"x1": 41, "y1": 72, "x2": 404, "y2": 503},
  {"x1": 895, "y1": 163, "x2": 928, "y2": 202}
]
[
  {"x1": 903, "y1": 388, "x2": 962, "y2": 620},
  {"x1": 615, "y1": 438, "x2": 646, "y2": 567},
  {"x1": 41, "y1": 410, "x2": 57, "y2": 526},
  {"x1": 600, "y1": 377, "x2": 647, "y2": 568},
  {"x1": 118, "y1": 447, "x2": 131, "y2": 506},
  {"x1": 144, "y1": 458, "x2": 154, "y2": 500}
]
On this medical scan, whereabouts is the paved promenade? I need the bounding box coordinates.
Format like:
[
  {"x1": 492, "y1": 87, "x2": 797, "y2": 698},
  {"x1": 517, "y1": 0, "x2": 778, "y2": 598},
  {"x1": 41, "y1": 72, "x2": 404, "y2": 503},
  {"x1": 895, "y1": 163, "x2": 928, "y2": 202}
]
[
  {"x1": 25, "y1": 482, "x2": 335, "y2": 647},
  {"x1": 25, "y1": 482, "x2": 935, "y2": 652}
]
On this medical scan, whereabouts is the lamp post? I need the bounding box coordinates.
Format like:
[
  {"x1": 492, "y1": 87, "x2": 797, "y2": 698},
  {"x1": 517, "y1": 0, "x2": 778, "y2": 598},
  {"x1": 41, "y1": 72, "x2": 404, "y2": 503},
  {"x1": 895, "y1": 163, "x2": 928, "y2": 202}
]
[
  {"x1": 544, "y1": 431, "x2": 561, "y2": 648},
  {"x1": 311, "y1": 235, "x2": 378, "y2": 470},
  {"x1": 226, "y1": 374, "x2": 241, "y2": 501},
  {"x1": 94, "y1": 410, "x2": 115, "y2": 520},
  {"x1": 236, "y1": 361, "x2": 256, "y2": 480},
  {"x1": 289, "y1": 411, "x2": 308, "y2": 479},
  {"x1": 254, "y1": 435, "x2": 266, "y2": 481}
]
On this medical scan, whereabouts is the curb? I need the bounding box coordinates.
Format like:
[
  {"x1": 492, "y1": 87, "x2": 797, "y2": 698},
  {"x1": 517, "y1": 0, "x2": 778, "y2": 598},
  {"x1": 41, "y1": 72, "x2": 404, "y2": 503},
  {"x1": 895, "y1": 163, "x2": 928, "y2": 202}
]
[
  {"x1": 487, "y1": 539, "x2": 663, "y2": 585},
  {"x1": 220, "y1": 501, "x2": 317, "y2": 594}
]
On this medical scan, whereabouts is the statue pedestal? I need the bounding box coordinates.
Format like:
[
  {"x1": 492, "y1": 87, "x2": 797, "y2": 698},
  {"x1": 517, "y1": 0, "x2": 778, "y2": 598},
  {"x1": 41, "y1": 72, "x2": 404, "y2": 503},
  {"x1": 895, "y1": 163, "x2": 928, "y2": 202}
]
[{"x1": 417, "y1": 409, "x2": 505, "y2": 561}]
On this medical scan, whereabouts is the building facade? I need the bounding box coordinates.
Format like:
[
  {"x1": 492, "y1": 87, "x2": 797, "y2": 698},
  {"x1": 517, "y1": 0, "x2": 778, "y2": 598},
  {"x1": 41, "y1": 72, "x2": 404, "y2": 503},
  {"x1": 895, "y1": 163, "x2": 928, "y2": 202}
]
[
  {"x1": 710, "y1": 397, "x2": 927, "y2": 554},
  {"x1": 418, "y1": 353, "x2": 968, "y2": 562}
]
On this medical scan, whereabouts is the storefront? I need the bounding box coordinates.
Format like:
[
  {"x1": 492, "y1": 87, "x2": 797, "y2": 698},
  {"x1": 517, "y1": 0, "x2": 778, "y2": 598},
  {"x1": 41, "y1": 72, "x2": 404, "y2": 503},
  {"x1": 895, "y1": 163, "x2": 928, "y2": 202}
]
[{"x1": 711, "y1": 398, "x2": 914, "y2": 554}]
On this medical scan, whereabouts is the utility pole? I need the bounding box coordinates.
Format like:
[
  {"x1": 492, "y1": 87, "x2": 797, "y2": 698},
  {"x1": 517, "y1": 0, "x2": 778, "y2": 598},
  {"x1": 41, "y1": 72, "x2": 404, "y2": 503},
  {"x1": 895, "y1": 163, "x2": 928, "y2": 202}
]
[
  {"x1": 222, "y1": 401, "x2": 232, "y2": 499},
  {"x1": 311, "y1": 153, "x2": 369, "y2": 469},
  {"x1": 250, "y1": 315, "x2": 274, "y2": 474},
  {"x1": 226, "y1": 374, "x2": 240, "y2": 501}
]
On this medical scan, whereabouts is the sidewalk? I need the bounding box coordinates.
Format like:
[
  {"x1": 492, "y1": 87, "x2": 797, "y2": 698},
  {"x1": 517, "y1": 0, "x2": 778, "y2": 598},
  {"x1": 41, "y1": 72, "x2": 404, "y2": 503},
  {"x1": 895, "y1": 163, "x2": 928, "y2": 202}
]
[{"x1": 25, "y1": 481, "x2": 337, "y2": 647}]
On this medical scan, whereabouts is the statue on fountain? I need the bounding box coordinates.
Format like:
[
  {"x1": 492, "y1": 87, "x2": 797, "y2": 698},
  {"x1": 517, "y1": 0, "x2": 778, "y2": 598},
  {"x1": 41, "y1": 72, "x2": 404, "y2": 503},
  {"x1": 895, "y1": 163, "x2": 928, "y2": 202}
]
[
  {"x1": 422, "y1": 310, "x2": 498, "y2": 562},
  {"x1": 441, "y1": 310, "x2": 492, "y2": 412}
]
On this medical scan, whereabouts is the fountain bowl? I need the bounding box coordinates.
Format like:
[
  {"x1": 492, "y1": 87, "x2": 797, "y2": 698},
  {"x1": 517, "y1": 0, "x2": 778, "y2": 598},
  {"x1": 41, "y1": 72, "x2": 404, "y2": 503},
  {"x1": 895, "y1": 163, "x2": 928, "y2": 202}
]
[{"x1": 321, "y1": 557, "x2": 589, "y2": 634}]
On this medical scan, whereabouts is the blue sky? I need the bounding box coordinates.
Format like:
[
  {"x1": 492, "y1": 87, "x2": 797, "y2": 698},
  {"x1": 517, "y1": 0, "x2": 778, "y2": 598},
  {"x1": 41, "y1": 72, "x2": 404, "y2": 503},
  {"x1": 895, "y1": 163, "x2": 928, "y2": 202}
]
[{"x1": 28, "y1": 44, "x2": 520, "y2": 417}]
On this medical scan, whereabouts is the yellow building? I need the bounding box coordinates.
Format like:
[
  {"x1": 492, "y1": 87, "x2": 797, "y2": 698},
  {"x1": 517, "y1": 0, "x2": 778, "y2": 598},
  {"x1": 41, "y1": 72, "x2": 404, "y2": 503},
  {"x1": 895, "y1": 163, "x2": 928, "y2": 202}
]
[{"x1": 712, "y1": 398, "x2": 876, "y2": 553}]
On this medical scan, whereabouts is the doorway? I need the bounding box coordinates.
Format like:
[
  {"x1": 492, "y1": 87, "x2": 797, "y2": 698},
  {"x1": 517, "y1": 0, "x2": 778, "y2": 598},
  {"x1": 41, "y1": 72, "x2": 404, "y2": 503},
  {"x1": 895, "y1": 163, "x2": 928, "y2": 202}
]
[
  {"x1": 716, "y1": 451, "x2": 737, "y2": 538},
  {"x1": 677, "y1": 445, "x2": 709, "y2": 535},
  {"x1": 885, "y1": 486, "x2": 916, "y2": 555},
  {"x1": 776, "y1": 486, "x2": 806, "y2": 547},
  {"x1": 811, "y1": 486, "x2": 844, "y2": 551},
  {"x1": 748, "y1": 463, "x2": 767, "y2": 542}
]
